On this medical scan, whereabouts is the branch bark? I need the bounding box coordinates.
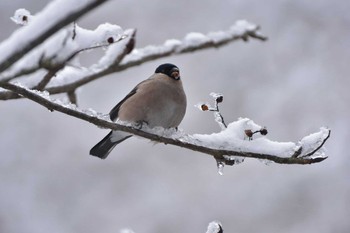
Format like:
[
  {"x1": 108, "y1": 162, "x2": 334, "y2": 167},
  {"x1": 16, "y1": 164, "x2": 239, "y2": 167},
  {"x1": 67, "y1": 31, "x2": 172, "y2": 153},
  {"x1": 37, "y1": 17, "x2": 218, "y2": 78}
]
[{"x1": 0, "y1": 82, "x2": 329, "y2": 166}]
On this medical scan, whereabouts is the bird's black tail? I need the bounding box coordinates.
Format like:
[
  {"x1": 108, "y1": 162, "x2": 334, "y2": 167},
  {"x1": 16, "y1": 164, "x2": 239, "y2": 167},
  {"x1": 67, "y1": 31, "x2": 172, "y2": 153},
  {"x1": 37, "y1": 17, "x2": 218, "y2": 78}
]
[{"x1": 90, "y1": 131, "x2": 132, "y2": 159}]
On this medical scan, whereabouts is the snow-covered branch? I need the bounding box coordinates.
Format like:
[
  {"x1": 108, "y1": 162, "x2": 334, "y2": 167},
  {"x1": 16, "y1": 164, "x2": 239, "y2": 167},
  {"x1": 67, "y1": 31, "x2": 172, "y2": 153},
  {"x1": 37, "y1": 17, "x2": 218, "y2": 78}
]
[
  {"x1": 46, "y1": 20, "x2": 267, "y2": 94},
  {"x1": 0, "y1": 82, "x2": 330, "y2": 169},
  {"x1": 0, "y1": 20, "x2": 266, "y2": 100},
  {"x1": 0, "y1": 0, "x2": 108, "y2": 73},
  {"x1": 0, "y1": 21, "x2": 126, "y2": 83}
]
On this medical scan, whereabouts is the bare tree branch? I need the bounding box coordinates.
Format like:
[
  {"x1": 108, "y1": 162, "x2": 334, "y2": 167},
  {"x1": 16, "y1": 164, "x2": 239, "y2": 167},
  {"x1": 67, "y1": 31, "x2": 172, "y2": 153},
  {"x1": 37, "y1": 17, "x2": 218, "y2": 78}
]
[
  {"x1": 35, "y1": 68, "x2": 61, "y2": 91},
  {"x1": 0, "y1": 0, "x2": 108, "y2": 73},
  {"x1": 0, "y1": 82, "x2": 329, "y2": 166},
  {"x1": 0, "y1": 90, "x2": 20, "y2": 100},
  {"x1": 67, "y1": 90, "x2": 77, "y2": 105},
  {"x1": 301, "y1": 132, "x2": 330, "y2": 158}
]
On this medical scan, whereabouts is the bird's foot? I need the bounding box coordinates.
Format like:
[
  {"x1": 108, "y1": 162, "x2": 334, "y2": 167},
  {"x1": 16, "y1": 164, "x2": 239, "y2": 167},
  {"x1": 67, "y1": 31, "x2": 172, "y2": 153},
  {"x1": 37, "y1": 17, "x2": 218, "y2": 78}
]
[{"x1": 135, "y1": 120, "x2": 149, "y2": 129}]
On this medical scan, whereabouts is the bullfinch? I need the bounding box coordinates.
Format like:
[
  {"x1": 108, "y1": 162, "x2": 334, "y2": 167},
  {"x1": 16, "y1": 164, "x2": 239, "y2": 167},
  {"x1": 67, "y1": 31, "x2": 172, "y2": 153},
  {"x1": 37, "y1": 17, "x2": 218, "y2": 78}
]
[{"x1": 90, "y1": 63, "x2": 187, "y2": 159}]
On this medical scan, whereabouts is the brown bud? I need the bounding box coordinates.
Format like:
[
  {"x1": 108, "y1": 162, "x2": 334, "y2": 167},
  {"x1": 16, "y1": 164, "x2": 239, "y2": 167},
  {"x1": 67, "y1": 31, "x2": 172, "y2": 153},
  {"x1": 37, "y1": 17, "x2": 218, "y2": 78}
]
[
  {"x1": 126, "y1": 37, "x2": 135, "y2": 54},
  {"x1": 245, "y1": 129, "x2": 253, "y2": 138},
  {"x1": 107, "y1": 37, "x2": 114, "y2": 44},
  {"x1": 201, "y1": 104, "x2": 209, "y2": 111},
  {"x1": 260, "y1": 127, "x2": 268, "y2": 135}
]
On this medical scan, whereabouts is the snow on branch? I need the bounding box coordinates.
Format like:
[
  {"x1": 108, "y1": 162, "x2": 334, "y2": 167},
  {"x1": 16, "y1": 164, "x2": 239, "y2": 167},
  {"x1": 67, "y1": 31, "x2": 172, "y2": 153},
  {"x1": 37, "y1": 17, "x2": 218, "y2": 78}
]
[
  {"x1": 0, "y1": 20, "x2": 266, "y2": 101},
  {"x1": 45, "y1": 20, "x2": 267, "y2": 94},
  {"x1": 0, "y1": 26, "x2": 134, "y2": 100},
  {"x1": 0, "y1": 82, "x2": 330, "y2": 170},
  {"x1": 1, "y1": 21, "x2": 125, "y2": 83},
  {"x1": 0, "y1": 5, "x2": 130, "y2": 101},
  {"x1": 0, "y1": 0, "x2": 108, "y2": 73}
]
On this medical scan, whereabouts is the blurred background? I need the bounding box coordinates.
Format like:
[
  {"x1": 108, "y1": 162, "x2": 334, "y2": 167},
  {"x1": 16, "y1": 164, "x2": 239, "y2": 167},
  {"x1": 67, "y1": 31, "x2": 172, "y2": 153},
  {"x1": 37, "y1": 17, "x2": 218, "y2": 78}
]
[{"x1": 0, "y1": 1, "x2": 349, "y2": 233}]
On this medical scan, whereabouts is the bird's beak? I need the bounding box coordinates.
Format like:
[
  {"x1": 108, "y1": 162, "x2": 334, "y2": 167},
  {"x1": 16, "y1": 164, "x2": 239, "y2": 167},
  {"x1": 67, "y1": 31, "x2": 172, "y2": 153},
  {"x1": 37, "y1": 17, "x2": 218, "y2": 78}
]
[{"x1": 171, "y1": 71, "x2": 180, "y2": 80}]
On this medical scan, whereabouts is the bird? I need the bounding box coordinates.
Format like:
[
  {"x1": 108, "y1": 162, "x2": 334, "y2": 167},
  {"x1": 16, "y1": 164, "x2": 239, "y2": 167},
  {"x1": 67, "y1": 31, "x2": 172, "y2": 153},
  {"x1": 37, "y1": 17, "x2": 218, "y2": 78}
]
[{"x1": 90, "y1": 63, "x2": 187, "y2": 159}]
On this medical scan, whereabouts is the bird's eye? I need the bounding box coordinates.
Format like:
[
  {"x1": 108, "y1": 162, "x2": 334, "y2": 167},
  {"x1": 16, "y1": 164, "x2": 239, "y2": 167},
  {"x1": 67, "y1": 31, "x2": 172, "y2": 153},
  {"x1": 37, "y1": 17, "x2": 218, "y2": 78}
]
[{"x1": 171, "y1": 70, "x2": 180, "y2": 80}]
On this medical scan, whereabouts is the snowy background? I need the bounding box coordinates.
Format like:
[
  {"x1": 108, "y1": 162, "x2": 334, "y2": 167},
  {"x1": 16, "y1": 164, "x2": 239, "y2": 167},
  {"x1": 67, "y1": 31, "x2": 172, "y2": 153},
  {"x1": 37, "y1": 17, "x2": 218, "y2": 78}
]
[{"x1": 0, "y1": 1, "x2": 349, "y2": 233}]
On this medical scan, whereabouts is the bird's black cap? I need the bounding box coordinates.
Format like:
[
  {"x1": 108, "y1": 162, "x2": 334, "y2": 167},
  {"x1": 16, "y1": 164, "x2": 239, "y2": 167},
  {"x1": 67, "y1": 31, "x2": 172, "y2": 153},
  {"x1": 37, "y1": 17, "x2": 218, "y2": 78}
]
[{"x1": 155, "y1": 63, "x2": 179, "y2": 77}]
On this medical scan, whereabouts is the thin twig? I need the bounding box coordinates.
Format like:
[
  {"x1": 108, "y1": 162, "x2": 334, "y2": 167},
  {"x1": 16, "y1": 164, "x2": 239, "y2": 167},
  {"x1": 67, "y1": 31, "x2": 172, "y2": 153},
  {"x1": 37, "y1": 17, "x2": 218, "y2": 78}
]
[
  {"x1": 215, "y1": 105, "x2": 227, "y2": 128},
  {"x1": 35, "y1": 68, "x2": 60, "y2": 91},
  {"x1": 0, "y1": 90, "x2": 21, "y2": 100},
  {"x1": 301, "y1": 130, "x2": 331, "y2": 158},
  {"x1": 72, "y1": 21, "x2": 77, "y2": 40},
  {"x1": 246, "y1": 30, "x2": 268, "y2": 41},
  {"x1": 67, "y1": 90, "x2": 77, "y2": 105},
  {"x1": 291, "y1": 146, "x2": 303, "y2": 158}
]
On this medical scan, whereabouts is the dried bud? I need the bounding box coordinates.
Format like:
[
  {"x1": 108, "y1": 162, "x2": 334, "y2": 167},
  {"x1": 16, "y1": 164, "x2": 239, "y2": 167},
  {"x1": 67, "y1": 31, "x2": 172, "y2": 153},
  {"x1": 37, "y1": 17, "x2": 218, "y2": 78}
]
[
  {"x1": 245, "y1": 129, "x2": 253, "y2": 138},
  {"x1": 260, "y1": 127, "x2": 268, "y2": 135},
  {"x1": 107, "y1": 37, "x2": 114, "y2": 44},
  {"x1": 126, "y1": 37, "x2": 135, "y2": 54},
  {"x1": 201, "y1": 104, "x2": 209, "y2": 111},
  {"x1": 216, "y1": 96, "x2": 223, "y2": 103},
  {"x1": 11, "y1": 9, "x2": 32, "y2": 26}
]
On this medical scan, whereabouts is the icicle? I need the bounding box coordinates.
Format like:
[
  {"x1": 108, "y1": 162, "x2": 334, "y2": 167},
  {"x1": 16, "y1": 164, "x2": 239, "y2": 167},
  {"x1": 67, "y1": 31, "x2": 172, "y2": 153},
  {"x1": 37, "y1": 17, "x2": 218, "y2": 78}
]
[{"x1": 217, "y1": 161, "x2": 225, "y2": 175}]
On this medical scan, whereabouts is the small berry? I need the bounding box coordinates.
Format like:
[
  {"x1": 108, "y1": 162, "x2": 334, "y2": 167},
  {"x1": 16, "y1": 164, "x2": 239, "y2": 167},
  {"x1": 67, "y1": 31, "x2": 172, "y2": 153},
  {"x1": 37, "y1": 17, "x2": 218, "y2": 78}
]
[
  {"x1": 107, "y1": 37, "x2": 114, "y2": 43},
  {"x1": 201, "y1": 104, "x2": 209, "y2": 111},
  {"x1": 260, "y1": 127, "x2": 268, "y2": 135},
  {"x1": 216, "y1": 96, "x2": 223, "y2": 103},
  {"x1": 245, "y1": 129, "x2": 253, "y2": 138}
]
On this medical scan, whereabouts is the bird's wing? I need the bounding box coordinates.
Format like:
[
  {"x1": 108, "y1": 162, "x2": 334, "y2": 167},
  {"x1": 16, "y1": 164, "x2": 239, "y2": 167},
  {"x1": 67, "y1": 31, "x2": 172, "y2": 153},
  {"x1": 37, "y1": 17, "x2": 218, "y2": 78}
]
[{"x1": 109, "y1": 79, "x2": 149, "y2": 121}]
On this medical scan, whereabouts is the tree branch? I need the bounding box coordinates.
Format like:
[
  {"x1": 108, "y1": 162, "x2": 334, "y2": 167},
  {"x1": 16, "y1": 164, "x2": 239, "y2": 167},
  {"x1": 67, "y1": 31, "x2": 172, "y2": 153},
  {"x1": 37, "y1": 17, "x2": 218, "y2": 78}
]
[
  {"x1": 0, "y1": 20, "x2": 266, "y2": 100},
  {"x1": 45, "y1": 29, "x2": 137, "y2": 94},
  {"x1": 0, "y1": 90, "x2": 21, "y2": 100},
  {"x1": 67, "y1": 90, "x2": 78, "y2": 105},
  {"x1": 46, "y1": 21, "x2": 267, "y2": 94},
  {"x1": 0, "y1": 0, "x2": 108, "y2": 73},
  {"x1": 35, "y1": 68, "x2": 61, "y2": 91},
  {"x1": 0, "y1": 82, "x2": 329, "y2": 166}
]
